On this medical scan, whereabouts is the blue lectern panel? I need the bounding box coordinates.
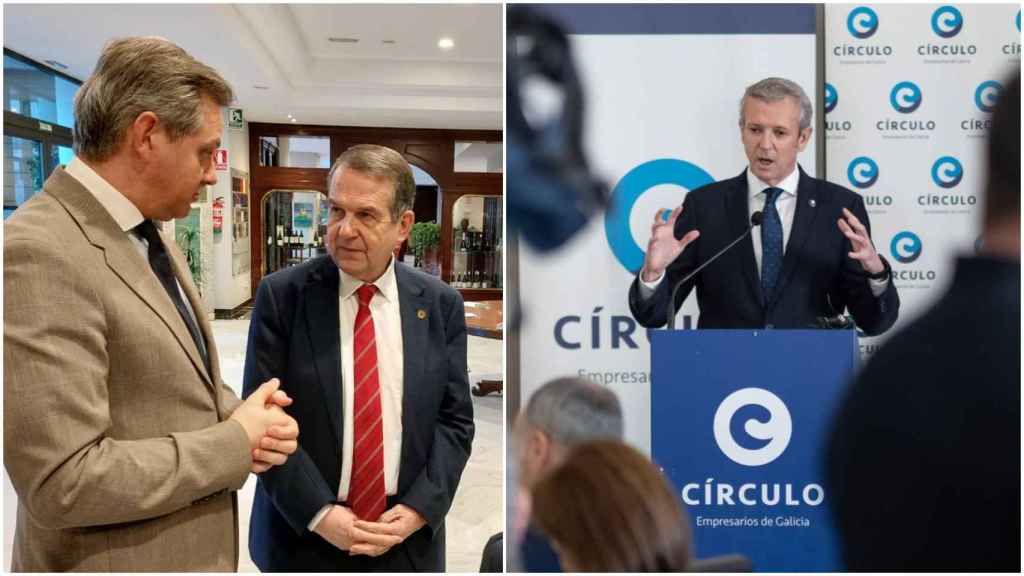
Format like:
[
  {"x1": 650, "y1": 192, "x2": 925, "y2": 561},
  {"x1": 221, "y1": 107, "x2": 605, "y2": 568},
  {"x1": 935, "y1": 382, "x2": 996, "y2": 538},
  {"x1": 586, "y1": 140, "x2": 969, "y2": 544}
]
[{"x1": 651, "y1": 329, "x2": 858, "y2": 572}]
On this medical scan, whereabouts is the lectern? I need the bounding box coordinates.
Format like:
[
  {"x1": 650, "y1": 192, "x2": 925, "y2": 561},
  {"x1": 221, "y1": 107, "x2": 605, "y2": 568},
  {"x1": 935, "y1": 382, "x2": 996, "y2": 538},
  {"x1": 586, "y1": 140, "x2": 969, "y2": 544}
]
[{"x1": 650, "y1": 329, "x2": 858, "y2": 572}]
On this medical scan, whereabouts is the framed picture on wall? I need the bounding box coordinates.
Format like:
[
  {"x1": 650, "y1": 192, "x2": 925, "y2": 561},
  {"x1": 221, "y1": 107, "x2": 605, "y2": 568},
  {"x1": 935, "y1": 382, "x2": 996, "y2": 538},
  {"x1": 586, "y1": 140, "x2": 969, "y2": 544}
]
[{"x1": 293, "y1": 202, "x2": 314, "y2": 229}]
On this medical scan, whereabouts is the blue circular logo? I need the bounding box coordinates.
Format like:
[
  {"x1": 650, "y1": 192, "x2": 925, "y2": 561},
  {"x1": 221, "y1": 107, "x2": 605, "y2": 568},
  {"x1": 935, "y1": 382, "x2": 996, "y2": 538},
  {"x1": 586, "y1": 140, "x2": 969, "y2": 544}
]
[
  {"x1": 825, "y1": 83, "x2": 838, "y2": 114},
  {"x1": 847, "y1": 6, "x2": 879, "y2": 39},
  {"x1": 604, "y1": 159, "x2": 714, "y2": 273},
  {"x1": 931, "y1": 6, "x2": 964, "y2": 38},
  {"x1": 847, "y1": 156, "x2": 879, "y2": 189},
  {"x1": 890, "y1": 81, "x2": 922, "y2": 114},
  {"x1": 891, "y1": 231, "x2": 923, "y2": 264},
  {"x1": 931, "y1": 156, "x2": 963, "y2": 189},
  {"x1": 975, "y1": 80, "x2": 1002, "y2": 113}
]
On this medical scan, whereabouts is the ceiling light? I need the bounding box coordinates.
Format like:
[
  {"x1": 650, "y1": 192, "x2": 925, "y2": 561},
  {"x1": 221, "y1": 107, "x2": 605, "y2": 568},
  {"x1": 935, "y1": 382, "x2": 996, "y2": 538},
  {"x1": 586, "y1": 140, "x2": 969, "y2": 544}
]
[
  {"x1": 328, "y1": 37, "x2": 359, "y2": 44},
  {"x1": 438, "y1": 37, "x2": 454, "y2": 50},
  {"x1": 287, "y1": 114, "x2": 293, "y2": 118},
  {"x1": 382, "y1": 40, "x2": 397, "y2": 45},
  {"x1": 44, "y1": 59, "x2": 68, "y2": 70},
  {"x1": 291, "y1": 118, "x2": 297, "y2": 123},
  {"x1": 253, "y1": 85, "x2": 270, "y2": 90}
]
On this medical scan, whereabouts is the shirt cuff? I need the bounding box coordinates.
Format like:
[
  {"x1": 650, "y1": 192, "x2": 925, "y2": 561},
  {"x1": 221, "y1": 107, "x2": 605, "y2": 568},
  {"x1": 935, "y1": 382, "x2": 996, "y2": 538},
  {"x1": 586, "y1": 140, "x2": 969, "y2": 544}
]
[
  {"x1": 637, "y1": 270, "x2": 665, "y2": 300},
  {"x1": 868, "y1": 276, "x2": 890, "y2": 298},
  {"x1": 307, "y1": 504, "x2": 333, "y2": 532}
]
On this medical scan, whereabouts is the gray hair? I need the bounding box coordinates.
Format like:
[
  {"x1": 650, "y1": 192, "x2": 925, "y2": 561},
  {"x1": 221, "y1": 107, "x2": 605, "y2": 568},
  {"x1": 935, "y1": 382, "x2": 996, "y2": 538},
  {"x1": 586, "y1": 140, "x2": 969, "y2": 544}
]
[
  {"x1": 739, "y1": 77, "x2": 813, "y2": 131},
  {"x1": 524, "y1": 377, "x2": 624, "y2": 447},
  {"x1": 328, "y1": 144, "x2": 417, "y2": 221},
  {"x1": 74, "y1": 37, "x2": 234, "y2": 161}
]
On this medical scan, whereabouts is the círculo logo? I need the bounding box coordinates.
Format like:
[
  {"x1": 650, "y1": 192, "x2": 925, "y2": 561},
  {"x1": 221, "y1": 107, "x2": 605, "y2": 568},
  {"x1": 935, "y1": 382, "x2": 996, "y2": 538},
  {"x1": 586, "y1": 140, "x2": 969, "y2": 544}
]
[
  {"x1": 890, "y1": 82, "x2": 922, "y2": 114},
  {"x1": 1005, "y1": 11, "x2": 1021, "y2": 55},
  {"x1": 931, "y1": 156, "x2": 963, "y2": 189},
  {"x1": 824, "y1": 83, "x2": 838, "y2": 114},
  {"x1": 604, "y1": 158, "x2": 714, "y2": 273},
  {"x1": 847, "y1": 6, "x2": 879, "y2": 39},
  {"x1": 713, "y1": 388, "x2": 792, "y2": 467},
  {"x1": 975, "y1": 81, "x2": 1003, "y2": 113},
  {"x1": 890, "y1": 231, "x2": 922, "y2": 264},
  {"x1": 931, "y1": 5, "x2": 963, "y2": 38},
  {"x1": 919, "y1": 5, "x2": 977, "y2": 57},
  {"x1": 847, "y1": 156, "x2": 879, "y2": 189}
]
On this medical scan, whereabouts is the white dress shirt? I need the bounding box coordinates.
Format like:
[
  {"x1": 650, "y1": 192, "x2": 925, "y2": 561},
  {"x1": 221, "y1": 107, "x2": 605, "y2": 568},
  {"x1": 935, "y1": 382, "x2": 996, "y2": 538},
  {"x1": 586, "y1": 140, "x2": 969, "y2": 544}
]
[
  {"x1": 64, "y1": 158, "x2": 203, "y2": 327},
  {"x1": 638, "y1": 165, "x2": 888, "y2": 298},
  {"x1": 309, "y1": 257, "x2": 405, "y2": 530}
]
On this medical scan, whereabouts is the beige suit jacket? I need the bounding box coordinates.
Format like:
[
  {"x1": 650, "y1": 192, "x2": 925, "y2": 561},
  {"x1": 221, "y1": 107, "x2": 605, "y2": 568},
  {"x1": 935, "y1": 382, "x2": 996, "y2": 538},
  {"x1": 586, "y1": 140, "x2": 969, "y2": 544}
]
[{"x1": 3, "y1": 168, "x2": 252, "y2": 571}]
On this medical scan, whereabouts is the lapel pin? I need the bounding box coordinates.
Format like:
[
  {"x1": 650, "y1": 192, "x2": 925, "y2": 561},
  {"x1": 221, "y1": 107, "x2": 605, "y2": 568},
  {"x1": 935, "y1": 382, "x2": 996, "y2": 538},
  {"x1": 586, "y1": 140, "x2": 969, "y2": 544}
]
[
  {"x1": 809, "y1": 199, "x2": 817, "y2": 208},
  {"x1": 417, "y1": 309, "x2": 427, "y2": 320}
]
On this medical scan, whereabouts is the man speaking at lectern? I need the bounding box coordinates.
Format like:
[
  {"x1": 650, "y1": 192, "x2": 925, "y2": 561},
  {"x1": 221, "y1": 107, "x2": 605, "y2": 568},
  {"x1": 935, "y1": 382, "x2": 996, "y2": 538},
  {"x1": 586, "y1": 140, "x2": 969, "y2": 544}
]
[{"x1": 629, "y1": 77, "x2": 899, "y2": 334}]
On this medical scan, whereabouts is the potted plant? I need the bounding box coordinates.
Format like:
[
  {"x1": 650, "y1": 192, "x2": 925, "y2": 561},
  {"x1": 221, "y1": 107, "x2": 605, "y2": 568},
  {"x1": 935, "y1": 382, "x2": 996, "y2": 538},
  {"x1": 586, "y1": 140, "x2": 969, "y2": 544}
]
[{"x1": 409, "y1": 221, "x2": 441, "y2": 275}]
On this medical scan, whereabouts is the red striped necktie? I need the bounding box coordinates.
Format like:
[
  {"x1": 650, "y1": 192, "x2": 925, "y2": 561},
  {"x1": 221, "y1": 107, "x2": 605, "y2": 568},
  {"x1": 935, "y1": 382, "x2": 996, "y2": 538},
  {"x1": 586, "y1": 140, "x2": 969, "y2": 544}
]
[{"x1": 349, "y1": 284, "x2": 386, "y2": 521}]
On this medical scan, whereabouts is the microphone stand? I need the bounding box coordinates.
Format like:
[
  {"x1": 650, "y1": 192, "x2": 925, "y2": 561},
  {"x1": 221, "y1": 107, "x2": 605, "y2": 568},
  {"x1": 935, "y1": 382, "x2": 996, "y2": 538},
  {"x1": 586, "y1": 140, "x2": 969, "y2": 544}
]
[{"x1": 665, "y1": 212, "x2": 763, "y2": 330}]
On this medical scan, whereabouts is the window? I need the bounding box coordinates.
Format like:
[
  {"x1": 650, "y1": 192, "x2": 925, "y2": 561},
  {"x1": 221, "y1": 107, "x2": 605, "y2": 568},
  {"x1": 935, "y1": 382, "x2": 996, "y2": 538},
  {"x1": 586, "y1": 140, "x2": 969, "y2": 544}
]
[
  {"x1": 454, "y1": 141, "x2": 502, "y2": 173},
  {"x1": 258, "y1": 136, "x2": 330, "y2": 168},
  {"x1": 3, "y1": 50, "x2": 78, "y2": 218},
  {"x1": 4, "y1": 53, "x2": 78, "y2": 129},
  {"x1": 4, "y1": 135, "x2": 43, "y2": 218}
]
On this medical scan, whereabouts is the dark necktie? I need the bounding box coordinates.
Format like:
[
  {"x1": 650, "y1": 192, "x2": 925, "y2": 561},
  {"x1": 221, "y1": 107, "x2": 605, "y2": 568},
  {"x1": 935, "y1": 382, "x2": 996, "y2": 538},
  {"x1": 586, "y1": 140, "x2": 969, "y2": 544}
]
[
  {"x1": 135, "y1": 220, "x2": 209, "y2": 371},
  {"x1": 760, "y1": 187, "x2": 784, "y2": 306}
]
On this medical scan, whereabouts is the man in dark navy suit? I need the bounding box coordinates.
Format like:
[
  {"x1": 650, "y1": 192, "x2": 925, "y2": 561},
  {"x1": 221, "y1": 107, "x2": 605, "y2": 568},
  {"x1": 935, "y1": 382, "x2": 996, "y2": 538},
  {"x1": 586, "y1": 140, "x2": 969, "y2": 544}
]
[
  {"x1": 629, "y1": 77, "x2": 899, "y2": 334},
  {"x1": 243, "y1": 144, "x2": 474, "y2": 571}
]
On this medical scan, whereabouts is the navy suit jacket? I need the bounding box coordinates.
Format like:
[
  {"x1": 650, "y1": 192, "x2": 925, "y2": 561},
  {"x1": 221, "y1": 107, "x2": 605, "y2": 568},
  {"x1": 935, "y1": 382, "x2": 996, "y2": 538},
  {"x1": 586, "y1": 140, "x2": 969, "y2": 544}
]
[
  {"x1": 243, "y1": 256, "x2": 474, "y2": 572},
  {"x1": 629, "y1": 167, "x2": 899, "y2": 335}
]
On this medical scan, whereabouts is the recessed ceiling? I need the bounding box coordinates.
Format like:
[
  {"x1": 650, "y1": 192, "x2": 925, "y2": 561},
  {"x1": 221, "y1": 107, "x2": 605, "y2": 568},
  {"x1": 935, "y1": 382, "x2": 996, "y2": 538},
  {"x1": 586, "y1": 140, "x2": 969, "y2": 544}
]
[{"x1": 2, "y1": 3, "x2": 502, "y2": 130}]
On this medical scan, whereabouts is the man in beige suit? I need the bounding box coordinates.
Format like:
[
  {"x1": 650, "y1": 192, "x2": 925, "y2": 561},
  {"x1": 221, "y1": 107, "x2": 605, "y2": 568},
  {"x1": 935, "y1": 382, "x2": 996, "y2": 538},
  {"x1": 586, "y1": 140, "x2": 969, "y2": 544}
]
[{"x1": 3, "y1": 37, "x2": 299, "y2": 571}]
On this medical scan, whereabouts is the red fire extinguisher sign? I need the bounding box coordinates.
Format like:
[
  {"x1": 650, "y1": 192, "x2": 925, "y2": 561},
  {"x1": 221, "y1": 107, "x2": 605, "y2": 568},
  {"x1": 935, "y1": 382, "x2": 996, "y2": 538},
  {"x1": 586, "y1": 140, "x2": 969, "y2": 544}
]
[{"x1": 214, "y1": 148, "x2": 228, "y2": 171}]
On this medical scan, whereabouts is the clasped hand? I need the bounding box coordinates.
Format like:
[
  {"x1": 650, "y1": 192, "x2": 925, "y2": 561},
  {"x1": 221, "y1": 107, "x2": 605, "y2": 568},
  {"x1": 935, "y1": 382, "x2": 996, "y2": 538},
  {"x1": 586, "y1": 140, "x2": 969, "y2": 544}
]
[
  {"x1": 314, "y1": 503, "x2": 426, "y2": 557},
  {"x1": 229, "y1": 378, "x2": 300, "y2": 473}
]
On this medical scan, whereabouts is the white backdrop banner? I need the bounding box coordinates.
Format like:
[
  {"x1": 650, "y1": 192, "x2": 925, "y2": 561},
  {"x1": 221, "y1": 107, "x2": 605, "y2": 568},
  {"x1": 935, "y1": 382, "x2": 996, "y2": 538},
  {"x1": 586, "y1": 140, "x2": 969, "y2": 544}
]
[
  {"x1": 825, "y1": 3, "x2": 1020, "y2": 356},
  {"x1": 517, "y1": 4, "x2": 818, "y2": 453}
]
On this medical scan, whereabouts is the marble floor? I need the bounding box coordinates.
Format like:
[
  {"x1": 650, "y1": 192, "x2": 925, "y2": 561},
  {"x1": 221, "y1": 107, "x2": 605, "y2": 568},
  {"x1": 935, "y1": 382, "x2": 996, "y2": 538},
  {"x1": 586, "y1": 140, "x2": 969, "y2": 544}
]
[
  {"x1": 1, "y1": 319, "x2": 503, "y2": 573},
  {"x1": 212, "y1": 319, "x2": 504, "y2": 573}
]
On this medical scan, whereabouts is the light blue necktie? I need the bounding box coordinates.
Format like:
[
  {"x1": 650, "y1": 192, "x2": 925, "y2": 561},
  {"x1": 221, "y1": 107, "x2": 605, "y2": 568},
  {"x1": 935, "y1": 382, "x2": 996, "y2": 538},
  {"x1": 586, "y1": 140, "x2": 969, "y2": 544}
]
[{"x1": 760, "y1": 187, "x2": 784, "y2": 306}]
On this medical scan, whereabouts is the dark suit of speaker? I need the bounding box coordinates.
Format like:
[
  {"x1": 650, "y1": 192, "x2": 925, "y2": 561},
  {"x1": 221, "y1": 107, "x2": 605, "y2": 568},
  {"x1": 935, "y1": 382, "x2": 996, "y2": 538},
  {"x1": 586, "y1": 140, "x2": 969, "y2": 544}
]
[
  {"x1": 243, "y1": 256, "x2": 474, "y2": 572},
  {"x1": 629, "y1": 167, "x2": 899, "y2": 335}
]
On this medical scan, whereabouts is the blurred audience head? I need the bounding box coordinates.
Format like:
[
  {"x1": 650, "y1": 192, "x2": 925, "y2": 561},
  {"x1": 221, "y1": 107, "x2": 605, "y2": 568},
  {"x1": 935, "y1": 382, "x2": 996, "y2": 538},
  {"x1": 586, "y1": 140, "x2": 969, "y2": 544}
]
[
  {"x1": 981, "y1": 67, "x2": 1021, "y2": 258},
  {"x1": 531, "y1": 441, "x2": 692, "y2": 572},
  {"x1": 514, "y1": 376, "x2": 623, "y2": 488}
]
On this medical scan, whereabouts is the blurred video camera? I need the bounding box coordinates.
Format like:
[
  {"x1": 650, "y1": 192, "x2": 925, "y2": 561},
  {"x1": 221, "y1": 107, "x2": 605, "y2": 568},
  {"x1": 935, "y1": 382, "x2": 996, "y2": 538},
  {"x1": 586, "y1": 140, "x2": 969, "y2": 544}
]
[{"x1": 507, "y1": 6, "x2": 607, "y2": 252}]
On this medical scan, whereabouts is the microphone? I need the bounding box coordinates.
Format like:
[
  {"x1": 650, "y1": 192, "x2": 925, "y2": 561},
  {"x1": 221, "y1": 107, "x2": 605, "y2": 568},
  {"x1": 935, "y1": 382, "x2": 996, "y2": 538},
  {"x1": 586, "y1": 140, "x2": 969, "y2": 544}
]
[{"x1": 665, "y1": 211, "x2": 763, "y2": 330}]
